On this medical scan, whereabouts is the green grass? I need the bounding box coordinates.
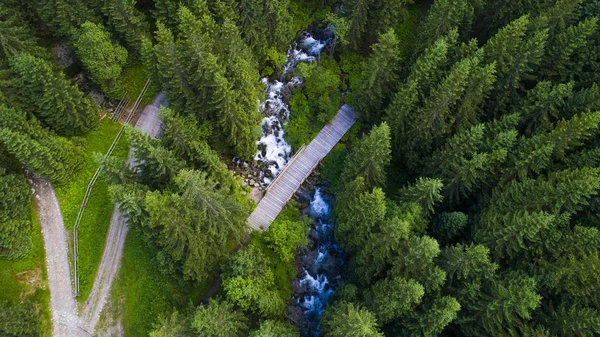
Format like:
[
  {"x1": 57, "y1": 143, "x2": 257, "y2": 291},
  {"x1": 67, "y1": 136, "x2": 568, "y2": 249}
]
[
  {"x1": 121, "y1": 65, "x2": 159, "y2": 105},
  {"x1": 54, "y1": 119, "x2": 129, "y2": 301},
  {"x1": 113, "y1": 228, "x2": 212, "y2": 337},
  {"x1": 0, "y1": 204, "x2": 51, "y2": 335}
]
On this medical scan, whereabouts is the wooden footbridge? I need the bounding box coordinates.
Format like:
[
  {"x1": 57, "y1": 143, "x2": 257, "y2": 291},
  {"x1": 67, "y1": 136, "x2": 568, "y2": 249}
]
[{"x1": 248, "y1": 104, "x2": 357, "y2": 231}]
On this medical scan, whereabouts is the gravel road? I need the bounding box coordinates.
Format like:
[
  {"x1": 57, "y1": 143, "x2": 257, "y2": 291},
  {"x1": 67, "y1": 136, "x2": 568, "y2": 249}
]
[
  {"x1": 80, "y1": 93, "x2": 166, "y2": 335},
  {"x1": 34, "y1": 94, "x2": 166, "y2": 337},
  {"x1": 32, "y1": 177, "x2": 89, "y2": 337}
]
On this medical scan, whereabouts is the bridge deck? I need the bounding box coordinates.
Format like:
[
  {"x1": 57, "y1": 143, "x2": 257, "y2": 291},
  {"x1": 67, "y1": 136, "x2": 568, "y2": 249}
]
[{"x1": 248, "y1": 104, "x2": 357, "y2": 231}]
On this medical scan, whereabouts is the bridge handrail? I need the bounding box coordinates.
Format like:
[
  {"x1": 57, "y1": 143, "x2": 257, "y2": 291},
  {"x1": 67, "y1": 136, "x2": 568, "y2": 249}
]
[{"x1": 265, "y1": 144, "x2": 306, "y2": 193}]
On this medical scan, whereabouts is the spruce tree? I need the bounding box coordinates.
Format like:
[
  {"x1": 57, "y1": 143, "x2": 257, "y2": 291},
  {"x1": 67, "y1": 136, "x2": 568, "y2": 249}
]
[
  {"x1": 0, "y1": 171, "x2": 32, "y2": 260},
  {"x1": 354, "y1": 29, "x2": 401, "y2": 122},
  {"x1": 342, "y1": 123, "x2": 391, "y2": 190},
  {"x1": 192, "y1": 300, "x2": 248, "y2": 337},
  {"x1": 0, "y1": 105, "x2": 84, "y2": 184},
  {"x1": 74, "y1": 22, "x2": 128, "y2": 98},
  {"x1": 321, "y1": 302, "x2": 384, "y2": 337},
  {"x1": 10, "y1": 53, "x2": 98, "y2": 136},
  {"x1": 102, "y1": 0, "x2": 150, "y2": 57},
  {"x1": 483, "y1": 15, "x2": 548, "y2": 112},
  {"x1": 29, "y1": 0, "x2": 95, "y2": 37}
]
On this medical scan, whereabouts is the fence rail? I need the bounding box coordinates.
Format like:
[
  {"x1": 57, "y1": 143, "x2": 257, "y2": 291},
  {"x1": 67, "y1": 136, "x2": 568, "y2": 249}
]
[{"x1": 72, "y1": 79, "x2": 151, "y2": 296}]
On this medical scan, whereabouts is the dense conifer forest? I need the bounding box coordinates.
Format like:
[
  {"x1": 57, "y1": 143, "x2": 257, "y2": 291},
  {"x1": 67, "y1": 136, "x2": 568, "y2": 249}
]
[{"x1": 2, "y1": 0, "x2": 600, "y2": 336}]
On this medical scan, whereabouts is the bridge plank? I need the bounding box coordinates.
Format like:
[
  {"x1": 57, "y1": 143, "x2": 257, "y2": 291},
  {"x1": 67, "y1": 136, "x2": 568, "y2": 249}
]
[{"x1": 247, "y1": 104, "x2": 357, "y2": 231}]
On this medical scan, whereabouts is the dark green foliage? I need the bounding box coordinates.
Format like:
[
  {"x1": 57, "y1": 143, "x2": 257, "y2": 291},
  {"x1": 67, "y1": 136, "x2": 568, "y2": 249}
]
[
  {"x1": 262, "y1": 218, "x2": 309, "y2": 263},
  {"x1": 0, "y1": 105, "x2": 84, "y2": 184},
  {"x1": 0, "y1": 7, "x2": 45, "y2": 70},
  {"x1": 296, "y1": 58, "x2": 342, "y2": 124},
  {"x1": 342, "y1": 123, "x2": 391, "y2": 190},
  {"x1": 149, "y1": 310, "x2": 193, "y2": 337},
  {"x1": 222, "y1": 244, "x2": 287, "y2": 319},
  {"x1": 10, "y1": 53, "x2": 99, "y2": 136},
  {"x1": 321, "y1": 302, "x2": 384, "y2": 337},
  {"x1": 74, "y1": 22, "x2": 128, "y2": 98},
  {"x1": 145, "y1": 169, "x2": 246, "y2": 282},
  {"x1": 432, "y1": 212, "x2": 468, "y2": 243},
  {"x1": 102, "y1": 0, "x2": 150, "y2": 57},
  {"x1": 28, "y1": 0, "x2": 95, "y2": 37},
  {"x1": 354, "y1": 30, "x2": 401, "y2": 122},
  {"x1": 192, "y1": 299, "x2": 249, "y2": 337},
  {"x1": 248, "y1": 320, "x2": 300, "y2": 337},
  {"x1": 146, "y1": 8, "x2": 262, "y2": 158},
  {"x1": 0, "y1": 301, "x2": 40, "y2": 337},
  {"x1": 0, "y1": 170, "x2": 32, "y2": 260}
]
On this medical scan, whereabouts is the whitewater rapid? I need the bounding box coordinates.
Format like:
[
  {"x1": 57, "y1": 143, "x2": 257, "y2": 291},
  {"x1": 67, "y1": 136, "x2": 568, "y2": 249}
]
[
  {"x1": 295, "y1": 187, "x2": 344, "y2": 336},
  {"x1": 253, "y1": 32, "x2": 329, "y2": 184}
]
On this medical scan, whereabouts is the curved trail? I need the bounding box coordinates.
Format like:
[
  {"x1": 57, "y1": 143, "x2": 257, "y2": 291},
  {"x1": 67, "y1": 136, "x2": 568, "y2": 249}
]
[
  {"x1": 35, "y1": 94, "x2": 165, "y2": 336},
  {"x1": 32, "y1": 178, "x2": 88, "y2": 337},
  {"x1": 81, "y1": 93, "x2": 166, "y2": 335}
]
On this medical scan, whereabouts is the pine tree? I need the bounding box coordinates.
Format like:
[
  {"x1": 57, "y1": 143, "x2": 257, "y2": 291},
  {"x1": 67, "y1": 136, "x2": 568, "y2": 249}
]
[
  {"x1": 321, "y1": 302, "x2": 384, "y2": 337},
  {"x1": 248, "y1": 320, "x2": 299, "y2": 337},
  {"x1": 405, "y1": 52, "x2": 482, "y2": 163},
  {"x1": 403, "y1": 296, "x2": 461, "y2": 337},
  {"x1": 398, "y1": 177, "x2": 444, "y2": 217},
  {"x1": 10, "y1": 53, "x2": 98, "y2": 136},
  {"x1": 417, "y1": 0, "x2": 475, "y2": 51},
  {"x1": 385, "y1": 32, "x2": 454, "y2": 151},
  {"x1": 544, "y1": 18, "x2": 597, "y2": 82},
  {"x1": 346, "y1": 0, "x2": 372, "y2": 50},
  {"x1": 364, "y1": 276, "x2": 425, "y2": 324},
  {"x1": 0, "y1": 171, "x2": 32, "y2": 260},
  {"x1": 342, "y1": 123, "x2": 391, "y2": 190},
  {"x1": 146, "y1": 169, "x2": 245, "y2": 282},
  {"x1": 0, "y1": 7, "x2": 45, "y2": 68},
  {"x1": 354, "y1": 29, "x2": 401, "y2": 122},
  {"x1": 483, "y1": 15, "x2": 548, "y2": 112},
  {"x1": 151, "y1": 0, "x2": 180, "y2": 28},
  {"x1": 149, "y1": 311, "x2": 192, "y2": 337},
  {"x1": 102, "y1": 0, "x2": 150, "y2": 57},
  {"x1": 0, "y1": 105, "x2": 85, "y2": 184},
  {"x1": 29, "y1": 0, "x2": 95, "y2": 37},
  {"x1": 0, "y1": 128, "x2": 83, "y2": 185},
  {"x1": 192, "y1": 300, "x2": 248, "y2": 337},
  {"x1": 74, "y1": 22, "x2": 128, "y2": 98},
  {"x1": 520, "y1": 81, "x2": 574, "y2": 133},
  {"x1": 128, "y1": 127, "x2": 184, "y2": 190}
]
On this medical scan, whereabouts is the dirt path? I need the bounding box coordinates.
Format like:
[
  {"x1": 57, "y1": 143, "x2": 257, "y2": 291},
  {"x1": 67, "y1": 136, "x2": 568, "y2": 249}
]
[
  {"x1": 80, "y1": 93, "x2": 166, "y2": 335},
  {"x1": 32, "y1": 177, "x2": 89, "y2": 337}
]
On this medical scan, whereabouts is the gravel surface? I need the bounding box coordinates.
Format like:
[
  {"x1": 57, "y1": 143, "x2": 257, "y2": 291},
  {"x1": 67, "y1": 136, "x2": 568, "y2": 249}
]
[
  {"x1": 34, "y1": 94, "x2": 165, "y2": 337},
  {"x1": 80, "y1": 93, "x2": 166, "y2": 335},
  {"x1": 32, "y1": 177, "x2": 89, "y2": 337}
]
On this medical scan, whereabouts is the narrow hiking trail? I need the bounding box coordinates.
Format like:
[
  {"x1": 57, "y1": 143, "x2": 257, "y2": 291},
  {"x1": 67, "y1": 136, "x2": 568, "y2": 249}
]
[{"x1": 34, "y1": 94, "x2": 166, "y2": 337}]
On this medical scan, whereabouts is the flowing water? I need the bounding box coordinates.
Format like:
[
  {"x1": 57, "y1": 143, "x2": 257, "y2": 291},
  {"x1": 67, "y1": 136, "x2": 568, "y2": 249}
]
[
  {"x1": 293, "y1": 187, "x2": 344, "y2": 336},
  {"x1": 253, "y1": 31, "x2": 331, "y2": 184},
  {"x1": 249, "y1": 28, "x2": 342, "y2": 335}
]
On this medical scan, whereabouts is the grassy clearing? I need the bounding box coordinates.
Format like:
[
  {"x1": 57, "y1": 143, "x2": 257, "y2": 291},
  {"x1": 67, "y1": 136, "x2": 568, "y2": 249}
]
[
  {"x1": 54, "y1": 119, "x2": 129, "y2": 301},
  {"x1": 121, "y1": 65, "x2": 159, "y2": 105},
  {"x1": 113, "y1": 227, "x2": 212, "y2": 337},
  {"x1": 0, "y1": 204, "x2": 51, "y2": 335}
]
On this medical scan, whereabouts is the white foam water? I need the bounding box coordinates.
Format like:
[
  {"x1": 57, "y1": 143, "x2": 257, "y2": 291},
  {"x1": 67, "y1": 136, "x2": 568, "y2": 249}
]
[{"x1": 253, "y1": 34, "x2": 329, "y2": 185}]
